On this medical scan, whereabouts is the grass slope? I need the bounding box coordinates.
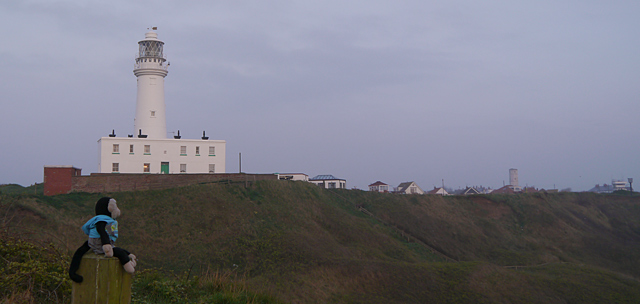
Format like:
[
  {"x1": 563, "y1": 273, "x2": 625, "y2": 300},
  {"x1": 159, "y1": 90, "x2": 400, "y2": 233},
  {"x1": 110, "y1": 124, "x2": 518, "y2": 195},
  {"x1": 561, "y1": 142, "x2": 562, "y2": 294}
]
[{"x1": 1, "y1": 180, "x2": 640, "y2": 303}]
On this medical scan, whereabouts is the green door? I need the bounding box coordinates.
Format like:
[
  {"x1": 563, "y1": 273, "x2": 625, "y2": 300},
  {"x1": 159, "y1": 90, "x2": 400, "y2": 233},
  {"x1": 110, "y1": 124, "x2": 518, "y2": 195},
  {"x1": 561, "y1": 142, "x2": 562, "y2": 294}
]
[{"x1": 161, "y1": 162, "x2": 169, "y2": 174}]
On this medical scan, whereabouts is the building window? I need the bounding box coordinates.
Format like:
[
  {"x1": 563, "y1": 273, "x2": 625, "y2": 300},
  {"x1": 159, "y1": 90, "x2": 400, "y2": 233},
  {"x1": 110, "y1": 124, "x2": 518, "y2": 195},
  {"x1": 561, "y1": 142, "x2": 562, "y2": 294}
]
[
  {"x1": 129, "y1": 144, "x2": 134, "y2": 154},
  {"x1": 112, "y1": 144, "x2": 119, "y2": 154},
  {"x1": 144, "y1": 145, "x2": 150, "y2": 154},
  {"x1": 112, "y1": 163, "x2": 119, "y2": 173},
  {"x1": 180, "y1": 146, "x2": 187, "y2": 156},
  {"x1": 209, "y1": 164, "x2": 215, "y2": 173},
  {"x1": 328, "y1": 182, "x2": 336, "y2": 189},
  {"x1": 195, "y1": 146, "x2": 200, "y2": 156},
  {"x1": 150, "y1": 111, "x2": 156, "y2": 117},
  {"x1": 143, "y1": 163, "x2": 150, "y2": 173},
  {"x1": 180, "y1": 164, "x2": 187, "y2": 173},
  {"x1": 209, "y1": 146, "x2": 215, "y2": 156}
]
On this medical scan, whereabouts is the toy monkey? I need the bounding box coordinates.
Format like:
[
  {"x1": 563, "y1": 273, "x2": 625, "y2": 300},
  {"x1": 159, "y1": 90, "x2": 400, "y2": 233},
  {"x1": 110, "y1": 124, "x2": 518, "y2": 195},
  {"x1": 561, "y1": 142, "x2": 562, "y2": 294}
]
[{"x1": 69, "y1": 197, "x2": 137, "y2": 283}]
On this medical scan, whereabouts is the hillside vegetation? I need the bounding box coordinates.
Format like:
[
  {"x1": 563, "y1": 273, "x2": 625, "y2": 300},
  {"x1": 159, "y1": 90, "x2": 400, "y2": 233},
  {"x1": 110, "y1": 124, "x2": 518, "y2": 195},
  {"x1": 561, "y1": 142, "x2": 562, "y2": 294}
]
[{"x1": 1, "y1": 181, "x2": 640, "y2": 303}]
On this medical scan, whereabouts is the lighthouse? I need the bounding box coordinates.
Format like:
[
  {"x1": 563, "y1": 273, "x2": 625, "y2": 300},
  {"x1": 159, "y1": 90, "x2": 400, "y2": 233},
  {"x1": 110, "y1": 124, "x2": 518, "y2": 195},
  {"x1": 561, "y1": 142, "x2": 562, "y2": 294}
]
[
  {"x1": 97, "y1": 29, "x2": 226, "y2": 175},
  {"x1": 133, "y1": 30, "x2": 169, "y2": 139},
  {"x1": 509, "y1": 168, "x2": 521, "y2": 192}
]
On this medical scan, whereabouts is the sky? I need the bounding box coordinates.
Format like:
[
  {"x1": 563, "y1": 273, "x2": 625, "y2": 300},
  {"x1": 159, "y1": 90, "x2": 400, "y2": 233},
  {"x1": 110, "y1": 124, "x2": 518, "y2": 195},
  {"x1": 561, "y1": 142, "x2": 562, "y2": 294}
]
[{"x1": 1, "y1": 0, "x2": 639, "y2": 191}]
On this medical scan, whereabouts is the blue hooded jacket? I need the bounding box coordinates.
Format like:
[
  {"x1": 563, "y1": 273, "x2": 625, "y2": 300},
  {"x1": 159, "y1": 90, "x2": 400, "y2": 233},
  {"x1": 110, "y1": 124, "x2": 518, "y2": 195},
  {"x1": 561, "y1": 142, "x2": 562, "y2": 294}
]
[{"x1": 82, "y1": 215, "x2": 118, "y2": 242}]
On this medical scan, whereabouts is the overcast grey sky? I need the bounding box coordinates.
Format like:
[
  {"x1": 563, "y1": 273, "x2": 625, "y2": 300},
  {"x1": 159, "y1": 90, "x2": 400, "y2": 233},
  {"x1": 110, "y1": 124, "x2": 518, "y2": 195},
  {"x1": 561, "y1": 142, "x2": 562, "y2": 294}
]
[{"x1": 1, "y1": 0, "x2": 639, "y2": 191}]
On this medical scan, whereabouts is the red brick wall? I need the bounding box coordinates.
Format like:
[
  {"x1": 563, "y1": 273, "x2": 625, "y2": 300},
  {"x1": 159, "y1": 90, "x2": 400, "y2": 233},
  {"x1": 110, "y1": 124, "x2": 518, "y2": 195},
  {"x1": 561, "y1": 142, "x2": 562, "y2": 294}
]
[
  {"x1": 44, "y1": 167, "x2": 82, "y2": 196},
  {"x1": 69, "y1": 173, "x2": 277, "y2": 194}
]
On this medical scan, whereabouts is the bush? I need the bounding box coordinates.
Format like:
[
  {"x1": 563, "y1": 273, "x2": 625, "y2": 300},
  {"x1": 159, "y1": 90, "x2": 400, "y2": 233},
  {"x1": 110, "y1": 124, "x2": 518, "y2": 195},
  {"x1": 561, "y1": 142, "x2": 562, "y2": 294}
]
[{"x1": 0, "y1": 236, "x2": 71, "y2": 303}]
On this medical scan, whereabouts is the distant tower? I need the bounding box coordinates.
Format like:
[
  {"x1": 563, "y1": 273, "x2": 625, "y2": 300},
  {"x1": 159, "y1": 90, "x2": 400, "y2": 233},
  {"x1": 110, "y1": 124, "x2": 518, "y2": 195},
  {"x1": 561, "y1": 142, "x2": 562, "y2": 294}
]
[
  {"x1": 509, "y1": 168, "x2": 519, "y2": 188},
  {"x1": 133, "y1": 29, "x2": 168, "y2": 139}
]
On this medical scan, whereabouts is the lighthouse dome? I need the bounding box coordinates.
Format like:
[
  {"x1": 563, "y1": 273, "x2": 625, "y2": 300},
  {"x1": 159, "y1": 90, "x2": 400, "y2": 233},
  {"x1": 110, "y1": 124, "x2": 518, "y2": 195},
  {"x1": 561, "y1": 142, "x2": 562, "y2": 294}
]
[{"x1": 144, "y1": 31, "x2": 159, "y2": 40}]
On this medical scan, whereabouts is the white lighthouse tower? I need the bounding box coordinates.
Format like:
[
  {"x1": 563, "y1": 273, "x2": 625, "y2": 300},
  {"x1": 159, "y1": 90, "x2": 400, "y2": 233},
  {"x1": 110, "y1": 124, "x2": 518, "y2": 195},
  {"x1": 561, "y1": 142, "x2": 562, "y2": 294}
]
[
  {"x1": 133, "y1": 30, "x2": 168, "y2": 139},
  {"x1": 509, "y1": 168, "x2": 521, "y2": 192},
  {"x1": 97, "y1": 29, "x2": 226, "y2": 175}
]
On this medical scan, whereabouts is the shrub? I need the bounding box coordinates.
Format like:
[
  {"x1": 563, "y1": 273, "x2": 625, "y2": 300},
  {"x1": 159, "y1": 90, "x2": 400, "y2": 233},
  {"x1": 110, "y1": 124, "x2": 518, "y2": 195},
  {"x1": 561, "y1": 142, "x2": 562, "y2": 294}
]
[{"x1": 0, "y1": 235, "x2": 71, "y2": 303}]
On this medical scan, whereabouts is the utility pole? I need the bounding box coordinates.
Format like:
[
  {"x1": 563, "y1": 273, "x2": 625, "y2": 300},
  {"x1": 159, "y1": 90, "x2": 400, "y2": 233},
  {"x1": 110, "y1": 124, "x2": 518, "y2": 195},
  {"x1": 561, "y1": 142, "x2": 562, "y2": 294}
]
[{"x1": 239, "y1": 152, "x2": 242, "y2": 173}]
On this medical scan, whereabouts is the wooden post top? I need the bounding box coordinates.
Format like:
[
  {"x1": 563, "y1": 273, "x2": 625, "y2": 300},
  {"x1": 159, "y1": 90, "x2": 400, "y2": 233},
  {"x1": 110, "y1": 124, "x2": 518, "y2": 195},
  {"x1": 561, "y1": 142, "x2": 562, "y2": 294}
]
[{"x1": 72, "y1": 252, "x2": 132, "y2": 304}]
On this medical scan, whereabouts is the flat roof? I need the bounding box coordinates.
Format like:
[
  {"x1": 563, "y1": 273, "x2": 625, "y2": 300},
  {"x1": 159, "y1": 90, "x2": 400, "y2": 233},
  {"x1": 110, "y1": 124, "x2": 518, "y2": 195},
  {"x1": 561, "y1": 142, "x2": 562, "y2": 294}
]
[{"x1": 44, "y1": 165, "x2": 81, "y2": 169}]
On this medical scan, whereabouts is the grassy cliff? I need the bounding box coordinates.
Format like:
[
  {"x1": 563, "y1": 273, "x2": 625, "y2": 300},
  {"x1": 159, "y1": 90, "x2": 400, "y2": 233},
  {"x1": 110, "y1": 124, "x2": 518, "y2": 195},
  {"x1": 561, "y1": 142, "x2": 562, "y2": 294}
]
[{"x1": 1, "y1": 181, "x2": 640, "y2": 303}]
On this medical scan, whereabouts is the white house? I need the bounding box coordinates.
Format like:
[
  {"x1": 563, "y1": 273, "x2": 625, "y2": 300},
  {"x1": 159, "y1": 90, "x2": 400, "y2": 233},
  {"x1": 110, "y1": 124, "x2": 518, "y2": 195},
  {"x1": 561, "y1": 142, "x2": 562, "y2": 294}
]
[
  {"x1": 459, "y1": 187, "x2": 481, "y2": 195},
  {"x1": 426, "y1": 187, "x2": 449, "y2": 196},
  {"x1": 309, "y1": 175, "x2": 346, "y2": 189},
  {"x1": 99, "y1": 30, "x2": 226, "y2": 174},
  {"x1": 368, "y1": 181, "x2": 389, "y2": 192},
  {"x1": 277, "y1": 173, "x2": 309, "y2": 181},
  {"x1": 98, "y1": 137, "x2": 225, "y2": 174},
  {"x1": 395, "y1": 181, "x2": 424, "y2": 194}
]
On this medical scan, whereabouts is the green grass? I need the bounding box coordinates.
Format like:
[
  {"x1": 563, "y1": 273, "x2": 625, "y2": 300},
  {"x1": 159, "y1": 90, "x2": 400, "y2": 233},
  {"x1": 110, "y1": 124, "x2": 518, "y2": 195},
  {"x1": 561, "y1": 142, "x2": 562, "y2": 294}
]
[
  {"x1": 0, "y1": 183, "x2": 43, "y2": 195},
  {"x1": 0, "y1": 234, "x2": 281, "y2": 304},
  {"x1": 523, "y1": 263, "x2": 640, "y2": 303},
  {"x1": 2, "y1": 181, "x2": 640, "y2": 303},
  {"x1": 131, "y1": 269, "x2": 281, "y2": 304}
]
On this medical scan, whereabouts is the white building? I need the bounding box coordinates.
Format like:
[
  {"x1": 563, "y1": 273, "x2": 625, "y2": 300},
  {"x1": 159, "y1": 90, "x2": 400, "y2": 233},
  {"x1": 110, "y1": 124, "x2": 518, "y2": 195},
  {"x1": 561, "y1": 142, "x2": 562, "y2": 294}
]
[
  {"x1": 588, "y1": 180, "x2": 631, "y2": 193},
  {"x1": 277, "y1": 173, "x2": 309, "y2": 181},
  {"x1": 426, "y1": 187, "x2": 449, "y2": 196},
  {"x1": 368, "y1": 181, "x2": 389, "y2": 192},
  {"x1": 612, "y1": 180, "x2": 629, "y2": 191},
  {"x1": 395, "y1": 181, "x2": 424, "y2": 194},
  {"x1": 508, "y1": 168, "x2": 521, "y2": 192},
  {"x1": 98, "y1": 138, "x2": 225, "y2": 174},
  {"x1": 309, "y1": 175, "x2": 346, "y2": 189},
  {"x1": 98, "y1": 30, "x2": 226, "y2": 174}
]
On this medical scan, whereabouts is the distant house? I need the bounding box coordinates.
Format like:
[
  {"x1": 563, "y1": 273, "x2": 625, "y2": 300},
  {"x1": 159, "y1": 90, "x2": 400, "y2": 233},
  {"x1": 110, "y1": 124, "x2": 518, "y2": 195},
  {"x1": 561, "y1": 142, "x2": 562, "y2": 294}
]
[
  {"x1": 426, "y1": 187, "x2": 449, "y2": 196},
  {"x1": 395, "y1": 181, "x2": 424, "y2": 194},
  {"x1": 474, "y1": 186, "x2": 493, "y2": 194},
  {"x1": 588, "y1": 180, "x2": 630, "y2": 193},
  {"x1": 491, "y1": 185, "x2": 516, "y2": 194},
  {"x1": 368, "y1": 181, "x2": 389, "y2": 192},
  {"x1": 521, "y1": 187, "x2": 539, "y2": 193},
  {"x1": 460, "y1": 187, "x2": 481, "y2": 195},
  {"x1": 612, "y1": 180, "x2": 629, "y2": 191},
  {"x1": 309, "y1": 175, "x2": 346, "y2": 189},
  {"x1": 277, "y1": 173, "x2": 309, "y2": 182},
  {"x1": 588, "y1": 184, "x2": 615, "y2": 193}
]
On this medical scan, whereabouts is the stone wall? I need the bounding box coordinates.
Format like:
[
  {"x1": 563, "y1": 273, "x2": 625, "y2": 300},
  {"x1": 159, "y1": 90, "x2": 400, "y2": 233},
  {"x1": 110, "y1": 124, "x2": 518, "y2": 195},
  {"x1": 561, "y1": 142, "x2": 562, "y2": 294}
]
[{"x1": 68, "y1": 173, "x2": 277, "y2": 194}]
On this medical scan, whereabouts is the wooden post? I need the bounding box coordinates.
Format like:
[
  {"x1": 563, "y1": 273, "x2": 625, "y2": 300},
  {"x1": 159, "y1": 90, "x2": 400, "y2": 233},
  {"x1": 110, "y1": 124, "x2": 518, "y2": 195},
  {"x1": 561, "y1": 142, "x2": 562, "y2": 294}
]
[{"x1": 72, "y1": 252, "x2": 132, "y2": 304}]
